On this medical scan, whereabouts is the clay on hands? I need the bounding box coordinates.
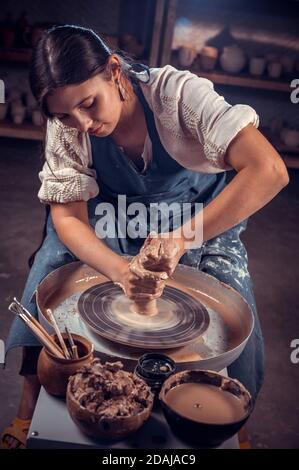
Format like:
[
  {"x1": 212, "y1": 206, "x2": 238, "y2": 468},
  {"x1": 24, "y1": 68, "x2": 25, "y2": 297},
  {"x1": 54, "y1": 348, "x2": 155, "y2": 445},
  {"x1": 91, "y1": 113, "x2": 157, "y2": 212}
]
[
  {"x1": 128, "y1": 251, "x2": 168, "y2": 316},
  {"x1": 115, "y1": 233, "x2": 185, "y2": 316},
  {"x1": 114, "y1": 256, "x2": 167, "y2": 316},
  {"x1": 138, "y1": 232, "x2": 183, "y2": 277},
  {"x1": 128, "y1": 232, "x2": 183, "y2": 316}
]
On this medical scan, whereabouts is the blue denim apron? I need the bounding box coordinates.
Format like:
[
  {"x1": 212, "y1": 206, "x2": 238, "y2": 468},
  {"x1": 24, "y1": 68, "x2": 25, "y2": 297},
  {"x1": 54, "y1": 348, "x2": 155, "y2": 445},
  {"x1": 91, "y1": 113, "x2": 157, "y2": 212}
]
[
  {"x1": 87, "y1": 82, "x2": 227, "y2": 256},
  {"x1": 6, "y1": 83, "x2": 264, "y2": 401}
]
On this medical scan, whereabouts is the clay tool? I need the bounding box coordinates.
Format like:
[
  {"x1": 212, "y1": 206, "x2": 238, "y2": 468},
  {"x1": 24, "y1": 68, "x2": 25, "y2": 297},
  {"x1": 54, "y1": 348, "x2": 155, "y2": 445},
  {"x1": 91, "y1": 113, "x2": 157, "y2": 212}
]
[
  {"x1": 12, "y1": 297, "x2": 64, "y2": 356},
  {"x1": 65, "y1": 327, "x2": 78, "y2": 359},
  {"x1": 46, "y1": 308, "x2": 71, "y2": 359},
  {"x1": 9, "y1": 302, "x2": 65, "y2": 358}
]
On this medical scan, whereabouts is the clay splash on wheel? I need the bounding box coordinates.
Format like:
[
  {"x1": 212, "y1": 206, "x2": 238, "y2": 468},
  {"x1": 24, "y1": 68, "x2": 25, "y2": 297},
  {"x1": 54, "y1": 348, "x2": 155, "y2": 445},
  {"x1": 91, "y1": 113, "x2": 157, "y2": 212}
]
[{"x1": 77, "y1": 282, "x2": 210, "y2": 349}]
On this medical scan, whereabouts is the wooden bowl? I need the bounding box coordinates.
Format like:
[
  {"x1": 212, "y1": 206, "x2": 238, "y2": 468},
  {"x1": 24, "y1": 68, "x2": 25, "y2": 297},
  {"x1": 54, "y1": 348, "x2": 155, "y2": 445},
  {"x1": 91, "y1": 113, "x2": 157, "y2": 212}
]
[{"x1": 66, "y1": 375, "x2": 154, "y2": 441}]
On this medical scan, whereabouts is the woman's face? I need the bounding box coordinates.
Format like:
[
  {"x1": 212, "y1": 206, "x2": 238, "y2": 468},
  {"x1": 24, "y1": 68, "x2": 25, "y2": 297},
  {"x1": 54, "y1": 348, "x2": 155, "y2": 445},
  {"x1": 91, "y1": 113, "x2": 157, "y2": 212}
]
[{"x1": 46, "y1": 68, "x2": 125, "y2": 137}]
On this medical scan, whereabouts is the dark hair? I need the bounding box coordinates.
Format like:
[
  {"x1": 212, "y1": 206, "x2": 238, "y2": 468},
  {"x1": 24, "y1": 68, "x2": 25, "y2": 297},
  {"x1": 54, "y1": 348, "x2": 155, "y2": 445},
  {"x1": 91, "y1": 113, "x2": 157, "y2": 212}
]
[
  {"x1": 29, "y1": 24, "x2": 150, "y2": 118},
  {"x1": 28, "y1": 25, "x2": 150, "y2": 269}
]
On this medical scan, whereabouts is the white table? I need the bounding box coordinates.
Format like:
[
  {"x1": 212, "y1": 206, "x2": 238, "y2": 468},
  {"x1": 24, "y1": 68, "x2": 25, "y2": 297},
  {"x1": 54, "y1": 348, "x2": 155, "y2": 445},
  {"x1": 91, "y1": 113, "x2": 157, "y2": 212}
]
[{"x1": 27, "y1": 387, "x2": 239, "y2": 449}]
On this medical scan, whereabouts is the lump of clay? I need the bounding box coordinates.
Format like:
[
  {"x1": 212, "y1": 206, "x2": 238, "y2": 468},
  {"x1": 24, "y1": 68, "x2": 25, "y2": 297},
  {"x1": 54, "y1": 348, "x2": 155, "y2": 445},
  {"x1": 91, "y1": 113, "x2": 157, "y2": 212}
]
[{"x1": 68, "y1": 359, "x2": 153, "y2": 418}]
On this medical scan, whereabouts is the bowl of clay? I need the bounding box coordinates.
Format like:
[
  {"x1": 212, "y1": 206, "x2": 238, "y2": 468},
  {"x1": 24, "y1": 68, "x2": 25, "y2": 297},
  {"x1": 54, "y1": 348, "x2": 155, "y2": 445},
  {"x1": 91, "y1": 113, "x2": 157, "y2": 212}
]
[
  {"x1": 66, "y1": 358, "x2": 154, "y2": 441},
  {"x1": 159, "y1": 370, "x2": 253, "y2": 448}
]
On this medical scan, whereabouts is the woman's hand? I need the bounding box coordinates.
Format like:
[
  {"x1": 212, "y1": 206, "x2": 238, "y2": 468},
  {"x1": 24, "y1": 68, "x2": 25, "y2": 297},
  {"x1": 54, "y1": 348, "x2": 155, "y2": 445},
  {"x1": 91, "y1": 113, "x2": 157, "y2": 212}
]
[
  {"x1": 112, "y1": 257, "x2": 168, "y2": 301},
  {"x1": 111, "y1": 232, "x2": 186, "y2": 303},
  {"x1": 136, "y1": 232, "x2": 186, "y2": 277}
]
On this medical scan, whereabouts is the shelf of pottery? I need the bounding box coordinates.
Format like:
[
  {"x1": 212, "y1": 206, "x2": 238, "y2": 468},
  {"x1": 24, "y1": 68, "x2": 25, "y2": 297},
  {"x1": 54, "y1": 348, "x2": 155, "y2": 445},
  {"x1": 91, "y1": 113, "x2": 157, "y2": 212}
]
[
  {"x1": 172, "y1": 44, "x2": 297, "y2": 91},
  {"x1": 0, "y1": 9, "x2": 151, "y2": 143},
  {"x1": 0, "y1": 28, "x2": 147, "y2": 141},
  {"x1": 0, "y1": 30, "x2": 147, "y2": 142},
  {"x1": 0, "y1": 13, "x2": 47, "y2": 140},
  {"x1": 0, "y1": 87, "x2": 44, "y2": 141},
  {"x1": 169, "y1": 45, "x2": 299, "y2": 169}
]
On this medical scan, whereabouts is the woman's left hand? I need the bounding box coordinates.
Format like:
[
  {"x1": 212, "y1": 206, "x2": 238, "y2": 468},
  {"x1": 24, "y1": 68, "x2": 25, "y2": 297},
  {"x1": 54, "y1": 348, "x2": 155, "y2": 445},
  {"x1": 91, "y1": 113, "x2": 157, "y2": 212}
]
[{"x1": 135, "y1": 232, "x2": 186, "y2": 278}]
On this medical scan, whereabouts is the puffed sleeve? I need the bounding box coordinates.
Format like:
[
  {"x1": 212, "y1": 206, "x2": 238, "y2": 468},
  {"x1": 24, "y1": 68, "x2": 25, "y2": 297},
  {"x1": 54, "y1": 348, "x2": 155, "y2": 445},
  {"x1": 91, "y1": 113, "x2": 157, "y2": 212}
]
[
  {"x1": 178, "y1": 70, "x2": 260, "y2": 170},
  {"x1": 145, "y1": 65, "x2": 260, "y2": 172},
  {"x1": 37, "y1": 118, "x2": 99, "y2": 204}
]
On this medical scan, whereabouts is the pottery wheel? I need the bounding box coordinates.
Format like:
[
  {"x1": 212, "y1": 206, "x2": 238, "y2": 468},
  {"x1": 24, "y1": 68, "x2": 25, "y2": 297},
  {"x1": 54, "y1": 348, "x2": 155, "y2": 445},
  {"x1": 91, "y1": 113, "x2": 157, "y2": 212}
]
[
  {"x1": 77, "y1": 282, "x2": 210, "y2": 349},
  {"x1": 37, "y1": 260, "x2": 254, "y2": 370}
]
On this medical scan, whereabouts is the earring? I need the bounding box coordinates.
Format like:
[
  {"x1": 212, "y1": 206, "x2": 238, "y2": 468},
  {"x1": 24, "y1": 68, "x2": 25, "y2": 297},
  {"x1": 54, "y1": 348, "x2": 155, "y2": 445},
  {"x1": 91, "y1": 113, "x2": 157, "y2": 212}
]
[{"x1": 116, "y1": 80, "x2": 126, "y2": 101}]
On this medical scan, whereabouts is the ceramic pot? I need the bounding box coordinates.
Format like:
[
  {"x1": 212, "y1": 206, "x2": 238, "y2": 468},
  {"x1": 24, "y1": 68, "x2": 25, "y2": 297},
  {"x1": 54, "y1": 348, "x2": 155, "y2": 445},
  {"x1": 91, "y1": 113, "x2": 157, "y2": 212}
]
[
  {"x1": 0, "y1": 103, "x2": 8, "y2": 120},
  {"x1": 32, "y1": 109, "x2": 43, "y2": 126},
  {"x1": 267, "y1": 61, "x2": 282, "y2": 79},
  {"x1": 37, "y1": 333, "x2": 94, "y2": 397},
  {"x1": 220, "y1": 44, "x2": 246, "y2": 74},
  {"x1": 199, "y1": 46, "x2": 219, "y2": 71},
  {"x1": 11, "y1": 105, "x2": 26, "y2": 124},
  {"x1": 12, "y1": 112, "x2": 26, "y2": 124},
  {"x1": 178, "y1": 46, "x2": 197, "y2": 67},
  {"x1": 249, "y1": 56, "x2": 266, "y2": 76}
]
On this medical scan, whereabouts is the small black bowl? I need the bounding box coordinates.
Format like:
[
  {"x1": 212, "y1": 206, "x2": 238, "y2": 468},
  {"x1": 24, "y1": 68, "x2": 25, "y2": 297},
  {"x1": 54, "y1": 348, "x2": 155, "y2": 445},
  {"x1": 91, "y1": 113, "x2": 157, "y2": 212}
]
[
  {"x1": 134, "y1": 353, "x2": 176, "y2": 391},
  {"x1": 159, "y1": 370, "x2": 253, "y2": 448},
  {"x1": 134, "y1": 353, "x2": 176, "y2": 406}
]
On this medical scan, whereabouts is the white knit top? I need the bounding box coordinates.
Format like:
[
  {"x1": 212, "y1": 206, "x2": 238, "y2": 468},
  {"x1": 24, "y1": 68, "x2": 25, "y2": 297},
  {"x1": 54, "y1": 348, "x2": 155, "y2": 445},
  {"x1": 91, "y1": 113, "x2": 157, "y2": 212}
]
[{"x1": 38, "y1": 65, "x2": 259, "y2": 204}]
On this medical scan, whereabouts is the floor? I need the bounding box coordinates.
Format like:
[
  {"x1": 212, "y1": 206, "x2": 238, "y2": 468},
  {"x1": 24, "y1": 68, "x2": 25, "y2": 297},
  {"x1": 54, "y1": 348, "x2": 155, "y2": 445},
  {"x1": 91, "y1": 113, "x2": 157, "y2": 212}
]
[{"x1": 0, "y1": 137, "x2": 298, "y2": 448}]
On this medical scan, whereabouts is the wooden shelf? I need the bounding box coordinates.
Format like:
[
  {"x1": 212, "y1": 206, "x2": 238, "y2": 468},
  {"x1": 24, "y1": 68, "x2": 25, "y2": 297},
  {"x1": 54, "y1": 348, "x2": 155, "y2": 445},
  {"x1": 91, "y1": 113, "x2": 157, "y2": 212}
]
[
  {"x1": 0, "y1": 47, "x2": 33, "y2": 64},
  {"x1": 0, "y1": 120, "x2": 43, "y2": 141},
  {"x1": 192, "y1": 70, "x2": 291, "y2": 93}
]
